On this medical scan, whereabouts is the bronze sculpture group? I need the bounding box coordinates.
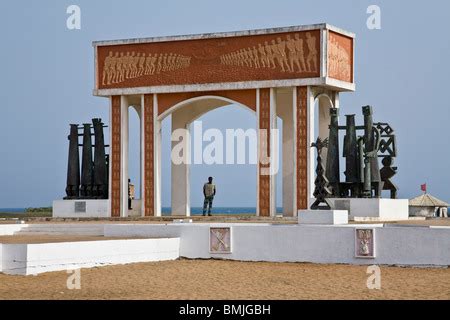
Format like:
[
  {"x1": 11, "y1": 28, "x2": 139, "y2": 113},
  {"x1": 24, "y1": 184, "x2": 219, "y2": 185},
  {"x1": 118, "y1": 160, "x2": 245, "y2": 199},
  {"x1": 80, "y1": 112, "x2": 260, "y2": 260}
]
[
  {"x1": 311, "y1": 105, "x2": 398, "y2": 209},
  {"x1": 64, "y1": 118, "x2": 109, "y2": 200}
]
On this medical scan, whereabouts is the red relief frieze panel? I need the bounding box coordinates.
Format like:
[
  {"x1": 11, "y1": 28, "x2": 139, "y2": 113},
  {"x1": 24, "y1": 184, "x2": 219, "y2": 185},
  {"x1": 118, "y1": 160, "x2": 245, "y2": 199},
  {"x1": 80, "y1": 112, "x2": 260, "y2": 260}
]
[
  {"x1": 143, "y1": 94, "x2": 155, "y2": 216},
  {"x1": 110, "y1": 96, "x2": 121, "y2": 217},
  {"x1": 296, "y1": 87, "x2": 308, "y2": 210},
  {"x1": 97, "y1": 30, "x2": 321, "y2": 89},
  {"x1": 328, "y1": 31, "x2": 353, "y2": 83},
  {"x1": 259, "y1": 88, "x2": 271, "y2": 217}
]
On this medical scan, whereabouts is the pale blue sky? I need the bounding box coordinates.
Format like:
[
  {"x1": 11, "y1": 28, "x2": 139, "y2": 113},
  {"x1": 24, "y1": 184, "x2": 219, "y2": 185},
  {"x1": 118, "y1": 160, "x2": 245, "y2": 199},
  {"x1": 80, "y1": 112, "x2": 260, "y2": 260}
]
[{"x1": 0, "y1": 0, "x2": 449, "y2": 208}]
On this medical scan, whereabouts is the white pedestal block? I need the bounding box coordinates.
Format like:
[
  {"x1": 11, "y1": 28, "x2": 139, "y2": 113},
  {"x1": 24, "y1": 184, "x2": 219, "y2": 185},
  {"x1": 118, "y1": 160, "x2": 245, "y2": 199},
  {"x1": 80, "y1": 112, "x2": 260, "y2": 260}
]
[
  {"x1": 298, "y1": 210, "x2": 349, "y2": 225},
  {"x1": 53, "y1": 200, "x2": 110, "y2": 218},
  {"x1": 128, "y1": 200, "x2": 142, "y2": 217},
  {"x1": 329, "y1": 198, "x2": 409, "y2": 221}
]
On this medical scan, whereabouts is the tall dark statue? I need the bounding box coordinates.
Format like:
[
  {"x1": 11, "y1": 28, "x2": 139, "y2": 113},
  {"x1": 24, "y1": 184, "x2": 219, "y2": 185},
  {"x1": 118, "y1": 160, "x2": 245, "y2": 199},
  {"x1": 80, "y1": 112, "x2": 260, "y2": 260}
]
[
  {"x1": 362, "y1": 106, "x2": 380, "y2": 183},
  {"x1": 325, "y1": 108, "x2": 340, "y2": 196},
  {"x1": 362, "y1": 106, "x2": 381, "y2": 197},
  {"x1": 375, "y1": 122, "x2": 398, "y2": 199},
  {"x1": 105, "y1": 154, "x2": 110, "y2": 196},
  {"x1": 311, "y1": 137, "x2": 332, "y2": 210},
  {"x1": 92, "y1": 118, "x2": 108, "y2": 199},
  {"x1": 80, "y1": 123, "x2": 94, "y2": 198},
  {"x1": 380, "y1": 156, "x2": 398, "y2": 199},
  {"x1": 64, "y1": 124, "x2": 80, "y2": 199},
  {"x1": 314, "y1": 105, "x2": 397, "y2": 200},
  {"x1": 343, "y1": 114, "x2": 359, "y2": 183}
]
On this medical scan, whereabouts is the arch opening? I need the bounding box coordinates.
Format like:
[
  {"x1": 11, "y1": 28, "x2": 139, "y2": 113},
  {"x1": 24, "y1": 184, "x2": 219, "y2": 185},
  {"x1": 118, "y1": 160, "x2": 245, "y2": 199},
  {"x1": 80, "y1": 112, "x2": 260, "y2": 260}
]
[
  {"x1": 128, "y1": 105, "x2": 142, "y2": 216},
  {"x1": 188, "y1": 104, "x2": 258, "y2": 215},
  {"x1": 160, "y1": 95, "x2": 260, "y2": 216},
  {"x1": 313, "y1": 93, "x2": 335, "y2": 170}
]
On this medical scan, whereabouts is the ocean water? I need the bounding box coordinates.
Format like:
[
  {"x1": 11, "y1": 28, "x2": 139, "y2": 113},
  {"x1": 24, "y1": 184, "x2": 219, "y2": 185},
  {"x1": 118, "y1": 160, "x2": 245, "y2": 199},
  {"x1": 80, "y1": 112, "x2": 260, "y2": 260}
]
[
  {"x1": 0, "y1": 208, "x2": 27, "y2": 213},
  {"x1": 0, "y1": 207, "x2": 283, "y2": 215}
]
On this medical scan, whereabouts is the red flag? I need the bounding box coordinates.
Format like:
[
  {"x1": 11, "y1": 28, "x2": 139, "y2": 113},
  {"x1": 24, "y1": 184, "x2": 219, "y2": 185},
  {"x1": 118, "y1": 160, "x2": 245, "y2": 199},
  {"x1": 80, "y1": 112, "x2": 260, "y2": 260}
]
[{"x1": 421, "y1": 184, "x2": 427, "y2": 193}]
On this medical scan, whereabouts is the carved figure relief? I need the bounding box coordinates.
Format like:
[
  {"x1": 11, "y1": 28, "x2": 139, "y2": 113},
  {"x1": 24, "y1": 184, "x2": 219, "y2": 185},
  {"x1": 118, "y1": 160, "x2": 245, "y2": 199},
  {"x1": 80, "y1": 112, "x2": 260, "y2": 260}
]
[
  {"x1": 102, "y1": 51, "x2": 192, "y2": 85},
  {"x1": 97, "y1": 30, "x2": 322, "y2": 89},
  {"x1": 219, "y1": 32, "x2": 318, "y2": 73},
  {"x1": 355, "y1": 228, "x2": 375, "y2": 258},
  {"x1": 328, "y1": 32, "x2": 353, "y2": 82}
]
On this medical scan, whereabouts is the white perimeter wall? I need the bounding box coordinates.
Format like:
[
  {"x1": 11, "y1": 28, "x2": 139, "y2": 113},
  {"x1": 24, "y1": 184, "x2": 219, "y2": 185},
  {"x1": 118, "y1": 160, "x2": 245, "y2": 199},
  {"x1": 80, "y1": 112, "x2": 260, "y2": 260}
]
[
  {"x1": 0, "y1": 238, "x2": 179, "y2": 275},
  {"x1": 0, "y1": 224, "x2": 28, "y2": 236},
  {"x1": 1, "y1": 223, "x2": 449, "y2": 274},
  {"x1": 105, "y1": 223, "x2": 450, "y2": 267},
  {"x1": 53, "y1": 200, "x2": 110, "y2": 218}
]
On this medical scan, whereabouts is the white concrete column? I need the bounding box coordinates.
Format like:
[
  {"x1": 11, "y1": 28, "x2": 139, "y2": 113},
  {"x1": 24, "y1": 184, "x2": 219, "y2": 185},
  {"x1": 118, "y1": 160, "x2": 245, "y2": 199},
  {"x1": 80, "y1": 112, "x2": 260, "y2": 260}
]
[
  {"x1": 171, "y1": 108, "x2": 190, "y2": 216},
  {"x1": 334, "y1": 92, "x2": 340, "y2": 109},
  {"x1": 314, "y1": 90, "x2": 337, "y2": 167},
  {"x1": 307, "y1": 87, "x2": 315, "y2": 208},
  {"x1": 120, "y1": 96, "x2": 129, "y2": 218},
  {"x1": 308, "y1": 89, "x2": 336, "y2": 207},
  {"x1": 318, "y1": 99, "x2": 331, "y2": 147},
  {"x1": 139, "y1": 101, "x2": 145, "y2": 217}
]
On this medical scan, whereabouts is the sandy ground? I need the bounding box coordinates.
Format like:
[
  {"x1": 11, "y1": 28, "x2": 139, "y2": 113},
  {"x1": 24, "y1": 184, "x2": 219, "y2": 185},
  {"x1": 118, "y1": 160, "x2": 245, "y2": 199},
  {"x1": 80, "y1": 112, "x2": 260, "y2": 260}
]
[
  {"x1": 0, "y1": 219, "x2": 448, "y2": 299},
  {"x1": 0, "y1": 259, "x2": 448, "y2": 300}
]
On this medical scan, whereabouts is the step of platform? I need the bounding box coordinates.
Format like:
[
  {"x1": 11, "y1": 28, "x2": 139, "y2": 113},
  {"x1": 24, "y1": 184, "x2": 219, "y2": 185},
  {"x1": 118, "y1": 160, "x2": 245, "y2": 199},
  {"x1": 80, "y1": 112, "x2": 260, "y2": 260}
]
[{"x1": 13, "y1": 224, "x2": 105, "y2": 236}]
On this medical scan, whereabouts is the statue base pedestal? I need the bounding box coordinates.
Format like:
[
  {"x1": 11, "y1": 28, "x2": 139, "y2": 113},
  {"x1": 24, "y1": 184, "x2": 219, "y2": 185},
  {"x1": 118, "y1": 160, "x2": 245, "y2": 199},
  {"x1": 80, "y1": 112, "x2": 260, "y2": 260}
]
[
  {"x1": 329, "y1": 198, "x2": 409, "y2": 221},
  {"x1": 53, "y1": 199, "x2": 110, "y2": 218},
  {"x1": 298, "y1": 210, "x2": 349, "y2": 225}
]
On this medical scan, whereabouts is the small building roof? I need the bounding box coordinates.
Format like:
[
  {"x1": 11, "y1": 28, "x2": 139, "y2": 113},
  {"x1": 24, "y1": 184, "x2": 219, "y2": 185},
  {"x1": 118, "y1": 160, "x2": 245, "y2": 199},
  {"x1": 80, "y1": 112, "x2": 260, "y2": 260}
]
[{"x1": 409, "y1": 193, "x2": 449, "y2": 207}]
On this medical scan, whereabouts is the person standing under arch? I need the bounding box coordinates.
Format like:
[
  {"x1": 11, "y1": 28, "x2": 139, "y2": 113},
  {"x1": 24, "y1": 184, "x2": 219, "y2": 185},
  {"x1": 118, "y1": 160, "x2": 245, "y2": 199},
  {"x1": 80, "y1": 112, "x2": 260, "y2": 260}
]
[{"x1": 203, "y1": 177, "x2": 216, "y2": 216}]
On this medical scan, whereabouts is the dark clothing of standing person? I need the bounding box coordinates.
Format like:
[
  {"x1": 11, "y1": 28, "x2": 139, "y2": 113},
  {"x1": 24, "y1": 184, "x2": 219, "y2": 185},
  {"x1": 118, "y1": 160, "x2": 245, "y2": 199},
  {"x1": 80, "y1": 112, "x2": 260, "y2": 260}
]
[
  {"x1": 128, "y1": 179, "x2": 135, "y2": 210},
  {"x1": 203, "y1": 177, "x2": 216, "y2": 216}
]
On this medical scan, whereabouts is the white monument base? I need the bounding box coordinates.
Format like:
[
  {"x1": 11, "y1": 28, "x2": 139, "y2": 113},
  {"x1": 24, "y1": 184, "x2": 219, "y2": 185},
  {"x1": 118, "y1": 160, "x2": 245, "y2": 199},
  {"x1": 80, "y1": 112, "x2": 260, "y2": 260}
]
[
  {"x1": 53, "y1": 199, "x2": 110, "y2": 218},
  {"x1": 329, "y1": 198, "x2": 409, "y2": 221},
  {"x1": 298, "y1": 210, "x2": 348, "y2": 225},
  {"x1": 128, "y1": 200, "x2": 142, "y2": 217},
  {"x1": 0, "y1": 238, "x2": 179, "y2": 275}
]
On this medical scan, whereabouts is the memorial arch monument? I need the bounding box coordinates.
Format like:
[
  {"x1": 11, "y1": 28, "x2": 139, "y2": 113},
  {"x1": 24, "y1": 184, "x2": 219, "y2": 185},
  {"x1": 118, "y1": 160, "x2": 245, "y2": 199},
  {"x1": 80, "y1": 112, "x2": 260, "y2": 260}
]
[{"x1": 92, "y1": 23, "x2": 354, "y2": 218}]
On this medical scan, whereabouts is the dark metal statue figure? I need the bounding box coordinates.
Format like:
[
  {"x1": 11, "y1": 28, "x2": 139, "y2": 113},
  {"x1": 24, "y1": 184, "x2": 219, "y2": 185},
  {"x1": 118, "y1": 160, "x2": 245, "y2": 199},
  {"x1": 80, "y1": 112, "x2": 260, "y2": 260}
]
[
  {"x1": 313, "y1": 105, "x2": 398, "y2": 202},
  {"x1": 105, "y1": 154, "x2": 110, "y2": 195},
  {"x1": 92, "y1": 118, "x2": 108, "y2": 199},
  {"x1": 380, "y1": 156, "x2": 398, "y2": 199},
  {"x1": 340, "y1": 114, "x2": 360, "y2": 198},
  {"x1": 325, "y1": 108, "x2": 340, "y2": 197},
  {"x1": 64, "y1": 119, "x2": 109, "y2": 201},
  {"x1": 375, "y1": 123, "x2": 397, "y2": 158},
  {"x1": 375, "y1": 122, "x2": 398, "y2": 198},
  {"x1": 64, "y1": 124, "x2": 80, "y2": 199},
  {"x1": 343, "y1": 114, "x2": 359, "y2": 183},
  {"x1": 362, "y1": 105, "x2": 382, "y2": 197},
  {"x1": 311, "y1": 137, "x2": 332, "y2": 210},
  {"x1": 80, "y1": 123, "x2": 94, "y2": 198}
]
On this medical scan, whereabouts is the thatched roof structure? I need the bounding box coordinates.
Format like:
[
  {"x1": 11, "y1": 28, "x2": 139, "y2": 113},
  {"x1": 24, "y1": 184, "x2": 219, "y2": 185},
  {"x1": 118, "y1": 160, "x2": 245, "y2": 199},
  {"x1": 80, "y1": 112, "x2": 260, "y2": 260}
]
[{"x1": 409, "y1": 193, "x2": 449, "y2": 207}]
